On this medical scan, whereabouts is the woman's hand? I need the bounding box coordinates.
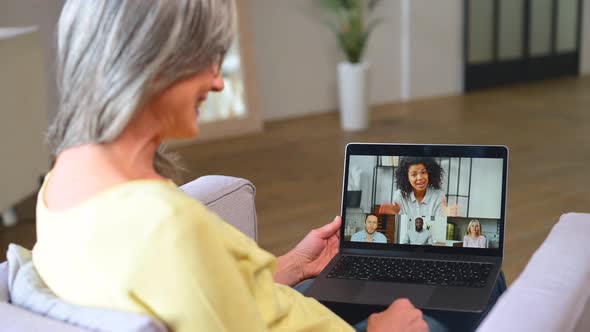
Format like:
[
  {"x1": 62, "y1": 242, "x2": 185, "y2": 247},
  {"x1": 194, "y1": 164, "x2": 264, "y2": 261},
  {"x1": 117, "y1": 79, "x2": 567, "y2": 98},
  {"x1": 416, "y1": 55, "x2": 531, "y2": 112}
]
[
  {"x1": 273, "y1": 216, "x2": 341, "y2": 286},
  {"x1": 378, "y1": 202, "x2": 401, "y2": 215},
  {"x1": 441, "y1": 196, "x2": 460, "y2": 217},
  {"x1": 367, "y1": 298, "x2": 429, "y2": 332},
  {"x1": 292, "y1": 216, "x2": 341, "y2": 280}
]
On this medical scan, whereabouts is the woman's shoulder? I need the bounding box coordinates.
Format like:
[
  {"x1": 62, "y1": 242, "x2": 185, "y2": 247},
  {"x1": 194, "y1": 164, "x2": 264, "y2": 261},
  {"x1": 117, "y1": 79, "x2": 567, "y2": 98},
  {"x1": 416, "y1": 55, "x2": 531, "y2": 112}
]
[
  {"x1": 40, "y1": 174, "x2": 209, "y2": 227},
  {"x1": 96, "y1": 181, "x2": 233, "y2": 246},
  {"x1": 114, "y1": 180, "x2": 211, "y2": 220},
  {"x1": 72, "y1": 177, "x2": 196, "y2": 212}
]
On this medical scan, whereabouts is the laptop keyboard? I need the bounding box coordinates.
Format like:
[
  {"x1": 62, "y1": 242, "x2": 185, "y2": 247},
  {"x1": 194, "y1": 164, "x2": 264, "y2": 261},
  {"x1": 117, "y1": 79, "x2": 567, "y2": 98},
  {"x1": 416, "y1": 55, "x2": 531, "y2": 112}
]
[{"x1": 327, "y1": 255, "x2": 493, "y2": 288}]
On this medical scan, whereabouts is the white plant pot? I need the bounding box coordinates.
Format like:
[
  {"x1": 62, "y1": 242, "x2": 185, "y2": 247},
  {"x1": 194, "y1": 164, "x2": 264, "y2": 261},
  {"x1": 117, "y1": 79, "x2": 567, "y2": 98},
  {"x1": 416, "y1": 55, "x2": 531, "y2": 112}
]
[{"x1": 338, "y1": 61, "x2": 370, "y2": 131}]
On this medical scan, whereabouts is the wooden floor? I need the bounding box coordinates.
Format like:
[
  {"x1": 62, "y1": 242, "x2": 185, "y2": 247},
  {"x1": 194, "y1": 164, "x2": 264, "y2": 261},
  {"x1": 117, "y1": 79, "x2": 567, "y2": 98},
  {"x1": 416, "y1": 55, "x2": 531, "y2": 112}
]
[{"x1": 3, "y1": 76, "x2": 590, "y2": 285}]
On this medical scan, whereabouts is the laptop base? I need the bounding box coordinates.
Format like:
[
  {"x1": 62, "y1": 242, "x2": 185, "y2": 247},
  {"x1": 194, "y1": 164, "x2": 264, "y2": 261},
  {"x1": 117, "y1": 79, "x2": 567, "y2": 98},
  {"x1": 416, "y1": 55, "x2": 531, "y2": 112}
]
[{"x1": 305, "y1": 253, "x2": 501, "y2": 313}]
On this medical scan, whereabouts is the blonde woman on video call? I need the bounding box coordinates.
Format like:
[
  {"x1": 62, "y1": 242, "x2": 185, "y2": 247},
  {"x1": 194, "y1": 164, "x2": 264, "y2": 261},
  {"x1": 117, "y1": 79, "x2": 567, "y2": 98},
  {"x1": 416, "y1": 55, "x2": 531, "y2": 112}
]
[{"x1": 463, "y1": 219, "x2": 488, "y2": 248}]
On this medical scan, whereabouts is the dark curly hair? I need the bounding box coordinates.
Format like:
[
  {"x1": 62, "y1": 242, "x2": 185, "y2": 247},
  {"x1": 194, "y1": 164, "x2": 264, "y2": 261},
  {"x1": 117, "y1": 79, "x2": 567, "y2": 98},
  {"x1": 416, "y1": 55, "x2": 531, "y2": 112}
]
[{"x1": 395, "y1": 157, "x2": 444, "y2": 198}]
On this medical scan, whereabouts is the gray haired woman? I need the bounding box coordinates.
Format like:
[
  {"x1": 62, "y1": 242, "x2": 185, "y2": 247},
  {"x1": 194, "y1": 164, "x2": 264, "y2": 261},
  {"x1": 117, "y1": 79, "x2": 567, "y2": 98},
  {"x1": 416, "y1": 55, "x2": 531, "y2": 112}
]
[{"x1": 33, "y1": 1, "x2": 438, "y2": 331}]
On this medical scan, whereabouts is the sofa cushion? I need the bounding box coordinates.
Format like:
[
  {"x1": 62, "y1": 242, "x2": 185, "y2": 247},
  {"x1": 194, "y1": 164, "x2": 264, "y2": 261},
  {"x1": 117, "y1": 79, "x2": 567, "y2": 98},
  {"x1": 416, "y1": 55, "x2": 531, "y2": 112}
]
[{"x1": 7, "y1": 244, "x2": 167, "y2": 332}]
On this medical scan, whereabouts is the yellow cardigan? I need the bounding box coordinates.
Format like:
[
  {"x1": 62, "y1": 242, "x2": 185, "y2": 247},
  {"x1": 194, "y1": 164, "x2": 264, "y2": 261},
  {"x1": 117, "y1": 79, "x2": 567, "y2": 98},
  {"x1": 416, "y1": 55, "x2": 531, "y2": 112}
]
[{"x1": 33, "y1": 177, "x2": 352, "y2": 332}]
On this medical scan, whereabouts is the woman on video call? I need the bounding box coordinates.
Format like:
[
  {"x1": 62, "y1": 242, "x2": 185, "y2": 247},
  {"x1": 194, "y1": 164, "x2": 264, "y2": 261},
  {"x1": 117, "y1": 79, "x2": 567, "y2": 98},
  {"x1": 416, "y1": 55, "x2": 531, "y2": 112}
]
[
  {"x1": 463, "y1": 219, "x2": 488, "y2": 248},
  {"x1": 379, "y1": 157, "x2": 460, "y2": 220}
]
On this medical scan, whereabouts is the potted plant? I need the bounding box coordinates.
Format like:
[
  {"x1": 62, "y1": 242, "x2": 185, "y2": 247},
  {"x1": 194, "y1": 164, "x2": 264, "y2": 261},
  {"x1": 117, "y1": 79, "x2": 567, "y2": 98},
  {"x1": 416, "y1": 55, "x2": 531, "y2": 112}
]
[{"x1": 313, "y1": 0, "x2": 383, "y2": 131}]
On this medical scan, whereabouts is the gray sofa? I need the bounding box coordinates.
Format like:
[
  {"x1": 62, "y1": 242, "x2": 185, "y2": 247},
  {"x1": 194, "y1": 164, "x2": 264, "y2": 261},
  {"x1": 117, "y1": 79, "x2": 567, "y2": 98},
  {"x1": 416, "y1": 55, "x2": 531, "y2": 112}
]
[{"x1": 1, "y1": 176, "x2": 589, "y2": 331}]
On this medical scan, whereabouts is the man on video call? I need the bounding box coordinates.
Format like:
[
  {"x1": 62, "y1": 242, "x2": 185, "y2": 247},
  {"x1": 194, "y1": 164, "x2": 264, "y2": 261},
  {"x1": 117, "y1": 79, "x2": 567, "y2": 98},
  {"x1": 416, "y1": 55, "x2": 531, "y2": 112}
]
[
  {"x1": 402, "y1": 217, "x2": 433, "y2": 245},
  {"x1": 351, "y1": 214, "x2": 387, "y2": 243}
]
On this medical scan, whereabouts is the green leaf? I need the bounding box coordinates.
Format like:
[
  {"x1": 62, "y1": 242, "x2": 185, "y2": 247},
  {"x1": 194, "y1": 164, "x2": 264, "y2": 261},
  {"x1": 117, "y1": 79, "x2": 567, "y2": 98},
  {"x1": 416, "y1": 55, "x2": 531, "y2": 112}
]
[{"x1": 311, "y1": 0, "x2": 383, "y2": 63}]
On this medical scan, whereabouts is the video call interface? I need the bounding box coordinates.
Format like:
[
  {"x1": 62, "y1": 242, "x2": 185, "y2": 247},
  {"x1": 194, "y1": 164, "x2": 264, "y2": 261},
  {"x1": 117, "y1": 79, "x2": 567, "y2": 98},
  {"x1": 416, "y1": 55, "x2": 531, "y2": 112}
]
[{"x1": 344, "y1": 155, "x2": 504, "y2": 250}]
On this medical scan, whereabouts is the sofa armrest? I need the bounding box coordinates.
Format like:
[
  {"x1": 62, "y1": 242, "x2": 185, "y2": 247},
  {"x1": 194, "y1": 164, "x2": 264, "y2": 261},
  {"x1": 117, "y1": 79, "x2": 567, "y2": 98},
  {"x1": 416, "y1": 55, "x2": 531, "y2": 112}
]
[
  {"x1": 477, "y1": 213, "x2": 590, "y2": 332},
  {"x1": 180, "y1": 175, "x2": 258, "y2": 242}
]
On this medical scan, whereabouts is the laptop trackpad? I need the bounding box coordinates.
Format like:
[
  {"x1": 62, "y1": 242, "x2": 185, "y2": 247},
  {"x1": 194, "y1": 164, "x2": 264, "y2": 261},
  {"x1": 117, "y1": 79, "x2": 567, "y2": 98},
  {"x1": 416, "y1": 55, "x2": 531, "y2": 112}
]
[{"x1": 357, "y1": 283, "x2": 434, "y2": 307}]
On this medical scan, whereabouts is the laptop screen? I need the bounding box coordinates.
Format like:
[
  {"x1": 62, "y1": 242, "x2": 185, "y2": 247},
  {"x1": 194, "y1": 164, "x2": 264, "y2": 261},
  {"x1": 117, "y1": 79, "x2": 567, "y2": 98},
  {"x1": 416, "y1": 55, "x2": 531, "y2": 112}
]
[{"x1": 341, "y1": 144, "x2": 508, "y2": 256}]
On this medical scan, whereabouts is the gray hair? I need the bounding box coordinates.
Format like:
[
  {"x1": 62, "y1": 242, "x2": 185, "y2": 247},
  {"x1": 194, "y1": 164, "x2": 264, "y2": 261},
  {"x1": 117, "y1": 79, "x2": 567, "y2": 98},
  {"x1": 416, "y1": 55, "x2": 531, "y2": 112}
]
[{"x1": 48, "y1": 0, "x2": 236, "y2": 180}]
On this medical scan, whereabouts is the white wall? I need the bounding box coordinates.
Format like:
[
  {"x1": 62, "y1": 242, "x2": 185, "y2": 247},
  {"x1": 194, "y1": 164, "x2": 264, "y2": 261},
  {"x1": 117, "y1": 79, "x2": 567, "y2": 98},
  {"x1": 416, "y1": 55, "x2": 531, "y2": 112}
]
[
  {"x1": 581, "y1": 0, "x2": 590, "y2": 74},
  {"x1": 4, "y1": 0, "x2": 583, "y2": 126},
  {"x1": 250, "y1": 0, "x2": 590, "y2": 121},
  {"x1": 0, "y1": 1, "x2": 464, "y2": 123},
  {"x1": 408, "y1": 0, "x2": 463, "y2": 99},
  {"x1": 0, "y1": 29, "x2": 50, "y2": 210},
  {"x1": 249, "y1": 0, "x2": 465, "y2": 121},
  {"x1": 249, "y1": 0, "x2": 402, "y2": 121},
  {"x1": 0, "y1": 0, "x2": 63, "y2": 121}
]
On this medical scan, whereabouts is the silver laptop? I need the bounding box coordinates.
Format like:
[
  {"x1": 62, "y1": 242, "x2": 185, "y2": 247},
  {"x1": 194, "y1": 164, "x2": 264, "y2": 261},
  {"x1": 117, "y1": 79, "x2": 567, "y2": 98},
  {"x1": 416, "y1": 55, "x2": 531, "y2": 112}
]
[{"x1": 305, "y1": 143, "x2": 508, "y2": 313}]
